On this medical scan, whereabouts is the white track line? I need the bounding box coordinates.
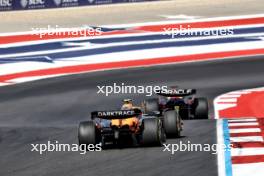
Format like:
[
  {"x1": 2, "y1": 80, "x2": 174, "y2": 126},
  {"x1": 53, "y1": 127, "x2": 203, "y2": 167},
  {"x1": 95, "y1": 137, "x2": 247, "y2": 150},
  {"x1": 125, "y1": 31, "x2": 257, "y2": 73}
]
[
  {"x1": 232, "y1": 148, "x2": 264, "y2": 156},
  {"x1": 220, "y1": 94, "x2": 242, "y2": 98},
  {"x1": 230, "y1": 136, "x2": 263, "y2": 142},
  {"x1": 228, "y1": 119, "x2": 257, "y2": 122},
  {"x1": 229, "y1": 128, "x2": 261, "y2": 133},
  {"x1": 229, "y1": 122, "x2": 259, "y2": 126},
  {"x1": 228, "y1": 91, "x2": 251, "y2": 94},
  {"x1": 217, "y1": 98, "x2": 238, "y2": 103}
]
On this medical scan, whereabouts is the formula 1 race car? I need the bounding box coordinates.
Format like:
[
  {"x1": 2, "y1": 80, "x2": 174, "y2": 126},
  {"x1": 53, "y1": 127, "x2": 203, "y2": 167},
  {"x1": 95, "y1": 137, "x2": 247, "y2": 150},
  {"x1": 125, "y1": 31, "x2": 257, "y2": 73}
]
[
  {"x1": 142, "y1": 88, "x2": 209, "y2": 121},
  {"x1": 78, "y1": 109, "x2": 167, "y2": 148}
]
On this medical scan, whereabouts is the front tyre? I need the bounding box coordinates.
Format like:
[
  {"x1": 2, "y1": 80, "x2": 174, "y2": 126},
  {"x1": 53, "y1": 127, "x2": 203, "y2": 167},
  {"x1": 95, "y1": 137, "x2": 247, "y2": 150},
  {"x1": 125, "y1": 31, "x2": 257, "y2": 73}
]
[
  {"x1": 78, "y1": 121, "x2": 98, "y2": 145},
  {"x1": 143, "y1": 98, "x2": 159, "y2": 113},
  {"x1": 194, "y1": 98, "x2": 209, "y2": 119}
]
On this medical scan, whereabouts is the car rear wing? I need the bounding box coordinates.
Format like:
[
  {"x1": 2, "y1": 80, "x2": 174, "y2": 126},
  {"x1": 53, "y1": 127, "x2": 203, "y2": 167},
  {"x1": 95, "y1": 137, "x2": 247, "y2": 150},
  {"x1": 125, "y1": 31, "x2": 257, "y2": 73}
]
[
  {"x1": 156, "y1": 89, "x2": 196, "y2": 97},
  {"x1": 91, "y1": 109, "x2": 141, "y2": 119}
]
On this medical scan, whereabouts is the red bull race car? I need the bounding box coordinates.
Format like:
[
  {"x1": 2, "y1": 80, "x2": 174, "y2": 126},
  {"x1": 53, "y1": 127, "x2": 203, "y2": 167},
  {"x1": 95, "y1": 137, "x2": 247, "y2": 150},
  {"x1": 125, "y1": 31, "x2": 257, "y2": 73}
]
[{"x1": 142, "y1": 88, "x2": 209, "y2": 120}]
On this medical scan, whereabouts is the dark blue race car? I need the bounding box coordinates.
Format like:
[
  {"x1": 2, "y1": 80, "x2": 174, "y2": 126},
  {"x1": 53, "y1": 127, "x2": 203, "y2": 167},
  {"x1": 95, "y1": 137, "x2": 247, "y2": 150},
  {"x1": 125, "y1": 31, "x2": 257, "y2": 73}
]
[{"x1": 143, "y1": 88, "x2": 209, "y2": 119}]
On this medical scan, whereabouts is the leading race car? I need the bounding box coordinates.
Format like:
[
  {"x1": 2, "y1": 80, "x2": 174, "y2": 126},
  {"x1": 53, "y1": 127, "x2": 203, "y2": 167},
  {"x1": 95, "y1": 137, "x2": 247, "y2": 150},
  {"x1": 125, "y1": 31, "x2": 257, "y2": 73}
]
[
  {"x1": 142, "y1": 88, "x2": 209, "y2": 120},
  {"x1": 78, "y1": 107, "x2": 166, "y2": 148}
]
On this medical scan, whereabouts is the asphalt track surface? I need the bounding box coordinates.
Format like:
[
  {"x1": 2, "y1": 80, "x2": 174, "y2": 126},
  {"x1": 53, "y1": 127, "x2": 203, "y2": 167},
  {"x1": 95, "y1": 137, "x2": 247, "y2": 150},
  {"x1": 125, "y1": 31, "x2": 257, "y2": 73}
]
[
  {"x1": 1, "y1": 56, "x2": 264, "y2": 176},
  {"x1": 1, "y1": 1, "x2": 264, "y2": 175}
]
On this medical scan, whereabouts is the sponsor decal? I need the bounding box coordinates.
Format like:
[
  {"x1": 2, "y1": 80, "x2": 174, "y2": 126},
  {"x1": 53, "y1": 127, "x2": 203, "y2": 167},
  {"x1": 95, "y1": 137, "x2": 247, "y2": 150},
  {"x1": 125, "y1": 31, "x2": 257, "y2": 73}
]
[
  {"x1": 97, "y1": 110, "x2": 135, "y2": 117},
  {"x1": 0, "y1": 0, "x2": 12, "y2": 10},
  {"x1": 53, "y1": 0, "x2": 61, "y2": 6},
  {"x1": 87, "y1": 0, "x2": 95, "y2": 4},
  {"x1": 20, "y1": 0, "x2": 28, "y2": 8},
  {"x1": 53, "y1": 0, "x2": 79, "y2": 7},
  {"x1": 128, "y1": 0, "x2": 144, "y2": 2},
  {"x1": 0, "y1": 0, "x2": 151, "y2": 11},
  {"x1": 20, "y1": 0, "x2": 45, "y2": 9},
  {"x1": 94, "y1": 0, "x2": 112, "y2": 5},
  {"x1": 158, "y1": 89, "x2": 195, "y2": 96}
]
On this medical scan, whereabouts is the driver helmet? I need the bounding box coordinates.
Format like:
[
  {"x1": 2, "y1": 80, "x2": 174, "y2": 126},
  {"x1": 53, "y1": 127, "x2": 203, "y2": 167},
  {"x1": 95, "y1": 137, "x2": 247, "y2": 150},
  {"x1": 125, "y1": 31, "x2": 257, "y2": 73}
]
[{"x1": 121, "y1": 99, "x2": 133, "y2": 110}]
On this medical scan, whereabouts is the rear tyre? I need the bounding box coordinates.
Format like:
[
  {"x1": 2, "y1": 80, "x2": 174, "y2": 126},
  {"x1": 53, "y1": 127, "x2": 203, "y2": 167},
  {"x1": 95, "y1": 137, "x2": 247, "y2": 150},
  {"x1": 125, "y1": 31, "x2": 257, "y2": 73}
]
[
  {"x1": 78, "y1": 121, "x2": 98, "y2": 147},
  {"x1": 194, "y1": 98, "x2": 209, "y2": 119},
  {"x1": 163, "y1": 110, "x2": 181, "y2": 137},
  {"x1": 143, "y1": 98, "x2": 159, "y2": 113},
  {"x1": 142, "y1": 118, "x2": 164, "y2": 146}
]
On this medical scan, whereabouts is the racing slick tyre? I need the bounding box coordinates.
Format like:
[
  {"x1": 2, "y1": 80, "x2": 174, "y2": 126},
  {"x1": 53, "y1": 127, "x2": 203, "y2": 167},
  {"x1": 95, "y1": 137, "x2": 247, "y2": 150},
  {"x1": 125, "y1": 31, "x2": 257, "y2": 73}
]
[
  {"x1": 163, "y1": 110, "x2": 181, "y2": 137},
  {"x1": 143, "y1": 98, "x2": 159, "y2": 113},
  {"x1": 142, "y1": 118, "x2": 164, "y2": 146},
  {"x1": 194, "y1": 98, "x2": 209, "y2": 119},
  {"x1": 78, "y1": 121, "x2": 98, "y2": 146}
]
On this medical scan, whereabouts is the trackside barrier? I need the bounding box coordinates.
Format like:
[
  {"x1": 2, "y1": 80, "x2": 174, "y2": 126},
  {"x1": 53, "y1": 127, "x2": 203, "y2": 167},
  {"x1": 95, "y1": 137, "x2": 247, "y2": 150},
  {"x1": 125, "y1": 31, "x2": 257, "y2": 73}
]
[{"x1": 0, "y1": 0, "x2": 157, "y2": 11}]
